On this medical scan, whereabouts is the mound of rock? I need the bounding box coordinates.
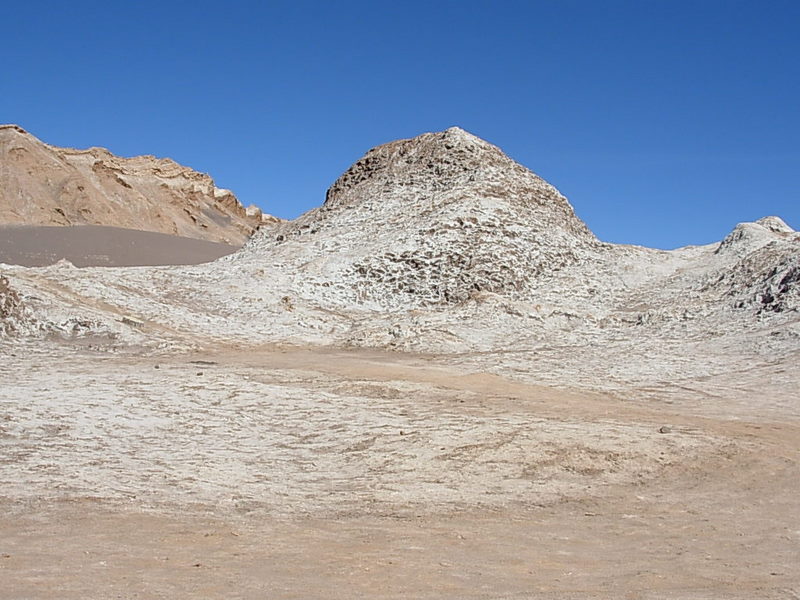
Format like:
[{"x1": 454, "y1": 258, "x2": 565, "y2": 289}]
[
  {"x1": 713, "y1": 218, "x2": 800, "y2": 314},
  {"x1": 715, "y1": 216, "x2": 796, "y2": 258},
  {"x1": 243, "y1": 127, "x2": 599, "y2": 308}
]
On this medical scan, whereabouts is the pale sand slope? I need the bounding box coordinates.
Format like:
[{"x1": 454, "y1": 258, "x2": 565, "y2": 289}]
[
  {"x1": 0, "y1": 343, "x2": 797, "y2": 599},
  {"x1": 0, "y1": 225, "x2": 239, "y2": 267}
]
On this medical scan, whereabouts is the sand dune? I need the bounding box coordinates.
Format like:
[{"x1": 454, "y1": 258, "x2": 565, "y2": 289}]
[{"x1": 0, "y1": 225, "x2": 239, "y2": 267}]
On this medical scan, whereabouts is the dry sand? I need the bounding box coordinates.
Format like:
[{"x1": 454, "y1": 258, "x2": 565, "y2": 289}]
[
  {"x1": 1, "y1": 343, "x2": 797, "y2": 599},
  {"x1": 0, "y1": 225, "x2": 239, "y2": 267}
]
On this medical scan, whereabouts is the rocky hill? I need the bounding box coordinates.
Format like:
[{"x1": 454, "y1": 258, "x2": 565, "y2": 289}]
[
  {"x1": 1, "y1": 127, "x2": 797, "y2": 403},
  {"x1": 244, "y1": 127, "x2": 598, "y2": 308},
  {"x1": 0, "y1": 124, "x2": 267, "y2": 245}
]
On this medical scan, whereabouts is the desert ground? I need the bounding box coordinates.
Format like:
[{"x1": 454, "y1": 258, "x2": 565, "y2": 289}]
[
  {"x1": 1, "y1": 341, "x2": 798, "y2": 599},
  {"x1": 1, "y1": 126, "x2": 798, "y2": 598}
]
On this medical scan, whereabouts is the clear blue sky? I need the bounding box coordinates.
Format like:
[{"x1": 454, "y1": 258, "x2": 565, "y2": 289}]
[{"x1": 3, "y1": 0, "x2": 798, "y2": 249}]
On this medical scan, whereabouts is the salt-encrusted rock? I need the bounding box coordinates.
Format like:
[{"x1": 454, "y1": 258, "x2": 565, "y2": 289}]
[
  {"x1": 243, "y1": 127, "x2": 598, "y2": 308},
  {"x1": 756, "y1": 216, "x2": 794, "y2": 234},
  {"x1": 0, "y1": 274, "x2": 27, "y2": 336},
  {"x1": 1, "y1": 127, "x2": 797, "y2": 402}
]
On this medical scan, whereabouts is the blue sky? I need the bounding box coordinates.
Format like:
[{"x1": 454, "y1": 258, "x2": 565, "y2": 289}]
[{"x1": 3, "y1": 0, "x2": 798, "y2": 249}]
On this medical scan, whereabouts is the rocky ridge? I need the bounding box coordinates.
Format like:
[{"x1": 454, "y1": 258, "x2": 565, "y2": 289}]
[{"x1": 0, "y1": 124, "x2": 269, "y2": 244}]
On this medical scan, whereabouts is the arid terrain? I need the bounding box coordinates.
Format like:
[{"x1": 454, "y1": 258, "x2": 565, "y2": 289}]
[
  {"x1": 1, "y1": 127, "x2": 798, "y2": 598},
  {"x1": 0, "y1": 124, "x2": 272, "y2": 242}
]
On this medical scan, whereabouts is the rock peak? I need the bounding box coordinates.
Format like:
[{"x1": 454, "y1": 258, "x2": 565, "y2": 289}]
[
  {"x1": 755, "y1": 216, "x2": 794, "y2": 234},
  {"x1": 427, "y1": 126, "x2": 496, "y2": 153},
  {"x1": 323, "y1": 128, "x2": 534, "y2": 211},
  {"x1": 441, "y1": 126, "x2": 482, "y2": 141},
  {"x1": 0, "y1": 124, "x2": 29, "y2": 136},
  {"x1": 716, "y1": 215, "x2": 796, "y2": 257}
]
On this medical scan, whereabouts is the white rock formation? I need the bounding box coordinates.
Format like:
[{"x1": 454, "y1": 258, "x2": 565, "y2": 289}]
[{"x1": 1, "y1": 127, "x2": 797, "y2": 402}]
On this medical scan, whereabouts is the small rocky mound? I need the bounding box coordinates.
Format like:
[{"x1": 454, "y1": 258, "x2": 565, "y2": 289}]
[
  {"x1": 711, "y1": 217, "x2": 799, "y2": 313},
  {"x1": 0, "y1": 124, "x2": 270, "y2": 245},
  {"x1": 756, "y1": 215, "x2": 795, "y2": 234},
  {"x1": 716, "y1": 216, "x2": 796, "y2": 258},
  {"x1": 245, "y1": 203, "x2": 283, "y2": 225}
]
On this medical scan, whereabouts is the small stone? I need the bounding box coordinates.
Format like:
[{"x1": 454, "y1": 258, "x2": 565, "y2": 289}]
[
  {"x1": 121, "y1": 315, "x2": 144, "y2": 329},
  {"x1": 658, "y1": 426, "x2": 672, "y2": 434}
]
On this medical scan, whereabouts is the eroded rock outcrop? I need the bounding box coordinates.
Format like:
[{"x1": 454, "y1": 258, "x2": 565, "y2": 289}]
[
  {"x1": 712, "y1": 218, "x2": 800, "y2": 313},
  {"x1": 0, "y1": 274, "x2": 27, "y2": 336}
]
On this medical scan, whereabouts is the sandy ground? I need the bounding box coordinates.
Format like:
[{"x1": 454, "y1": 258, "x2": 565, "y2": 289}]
[
  {"x1": 1, "y1": 343, "x2": 798, "y2": 599},
  {"x1": 0, "y1": 225, "x2": 239, "y2": 267}
]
